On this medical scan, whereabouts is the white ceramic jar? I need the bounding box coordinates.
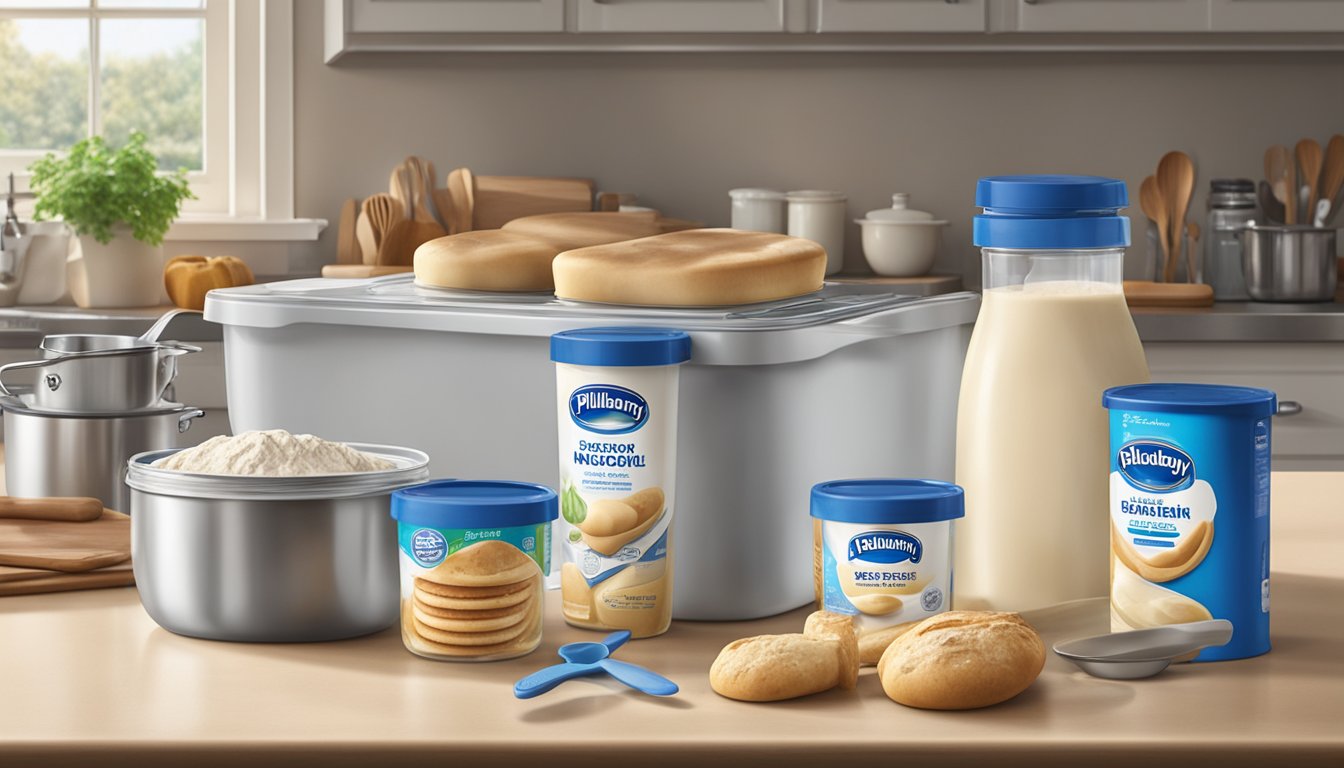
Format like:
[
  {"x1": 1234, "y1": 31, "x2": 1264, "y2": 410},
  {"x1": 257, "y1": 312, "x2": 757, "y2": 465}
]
[
  {"x1": 787, "y1": 190, "x2": 847, "y2": 275},
  {"x1": 729, "y1": 188, "x2": 787, "y2": 234}
]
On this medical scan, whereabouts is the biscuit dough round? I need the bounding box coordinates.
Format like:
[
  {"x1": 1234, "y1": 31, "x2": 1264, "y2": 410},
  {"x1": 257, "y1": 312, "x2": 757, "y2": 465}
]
[{"x1": 414, "y1": 580, "x2": 537, "y2": 611}]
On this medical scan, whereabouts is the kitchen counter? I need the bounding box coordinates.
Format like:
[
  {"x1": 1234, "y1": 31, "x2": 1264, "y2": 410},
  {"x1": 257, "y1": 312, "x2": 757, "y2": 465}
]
[
  {"x1": 1132, "y1": 301, "x2": 1344, "y2": 343},
  {"x1": 0, "y1": 473, "x2": 1339, "y2": 767}
]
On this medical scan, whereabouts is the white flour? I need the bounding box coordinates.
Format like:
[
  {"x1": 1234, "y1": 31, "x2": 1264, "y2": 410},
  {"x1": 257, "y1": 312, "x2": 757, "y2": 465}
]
[{"x1": 154, "y1": 430, "x2": 394, "y2": 476}]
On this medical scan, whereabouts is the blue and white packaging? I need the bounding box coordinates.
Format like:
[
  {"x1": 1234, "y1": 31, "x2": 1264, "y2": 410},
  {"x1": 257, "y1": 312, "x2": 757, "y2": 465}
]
[{"x1": 1104, "y1": 383, "x2": 1276, "y2": 662}]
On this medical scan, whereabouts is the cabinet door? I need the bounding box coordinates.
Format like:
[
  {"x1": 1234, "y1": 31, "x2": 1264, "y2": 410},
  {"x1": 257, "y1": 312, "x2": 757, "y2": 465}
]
[
  {"x1": 348, "y1": 0, "x2": 566, "y2": 33},
  {"x1": 817, "y1": 0, "x2": 987, "y2": 32},
  {"x1": 1014, "y1": 0, "x2": 1211, "y2": 33},
  {"x1": 575, "y1": 0, "x2": 794, "y2": 33},
  {"x1": 1211, "y1": 0, "x2": 1344, "y2": 32}
]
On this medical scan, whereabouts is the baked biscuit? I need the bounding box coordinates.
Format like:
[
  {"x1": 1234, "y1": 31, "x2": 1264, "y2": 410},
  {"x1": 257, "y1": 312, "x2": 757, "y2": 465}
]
[
  {"x1": 413, "y1": 576, "x2": 533, "y2": 600},
  {"x1": 420, "y1": 540, "x2": 539, "y2": 587},
  {"x1": 402, "y1": 601, "x2": 543, "y2": 659},
  {"x1": 877, "y1": 611, "x2": 1045, "y2": 710},
  {"x1": 413, "y1": 579, "x2": 536, "y2": 611},
  {"x1": 412, "y1": 599, "x2": 531, "y2": 634}
]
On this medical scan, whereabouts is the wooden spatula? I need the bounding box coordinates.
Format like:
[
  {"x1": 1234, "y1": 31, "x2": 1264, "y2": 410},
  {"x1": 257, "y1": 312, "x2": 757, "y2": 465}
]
[
  {"x1": 1318, "y1": 135, "x2": 1344, "y2": 226},
  {"x1": 446, "y1": 167, "x2": 475, "y2": 235},
  {"x1": 1157, "y1": 152, "x2": 1195, "y2": 284},
  {"x1": 1297, "y1": 138, "x2": 1323, "y2": 222},
  {"x1": 1265, "y1": 145, "x2": 1296, "y2": 224},
  {"x1": 361, "y1": 194, "x2": 404, "y2": 265},
  {"x1": 0, "y1": 496, "x2": 104, "y2": 522},
  {"x1": 377, "y1": 219, "x2": 446, "y2": 267},
  {"x1": 336, "y1": 198, "x2": 360, "y2": 265}
]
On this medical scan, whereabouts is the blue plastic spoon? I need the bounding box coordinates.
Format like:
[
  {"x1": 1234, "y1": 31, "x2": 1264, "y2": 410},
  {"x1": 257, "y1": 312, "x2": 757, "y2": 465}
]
[{"x1": 514, "y1": 630, "x2": 679, "y2": 699}]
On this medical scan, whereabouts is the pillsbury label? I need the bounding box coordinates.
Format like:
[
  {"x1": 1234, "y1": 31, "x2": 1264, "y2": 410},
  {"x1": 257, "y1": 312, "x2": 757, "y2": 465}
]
[
  {"x1": 1117, "y1": 440, "x2": 1195, "y2": 492},
  {"x1": 569, "y1": 384, "x2": 649, "y2": 435},
  {"x1": 847, "y1": 530, "x2": 923, "y2": 565}
]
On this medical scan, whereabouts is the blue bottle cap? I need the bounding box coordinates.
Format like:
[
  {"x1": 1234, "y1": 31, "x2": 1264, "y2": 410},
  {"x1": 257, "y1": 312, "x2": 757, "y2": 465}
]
[
  {"x1": 973, "y1": 174, "x2": 1131, "y2": 249},
  {"x1": 1103, "y1": 383, "x2": 1277, "y2": 417},
  {"x1": 810, "y1": 479, "x2": 965, "y2": 524},
  {"x1": 551, "y1": 327, "x2": 691, "y2": 367},
  {"x1": 392, "y1": 480, "x2": 558, "y2": 529}
]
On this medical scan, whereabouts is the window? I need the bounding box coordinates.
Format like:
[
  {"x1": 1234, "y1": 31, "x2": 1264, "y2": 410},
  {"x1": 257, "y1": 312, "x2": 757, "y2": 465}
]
[{"x1": 0, "y1": 1, "x2": 269, "y2": 221}]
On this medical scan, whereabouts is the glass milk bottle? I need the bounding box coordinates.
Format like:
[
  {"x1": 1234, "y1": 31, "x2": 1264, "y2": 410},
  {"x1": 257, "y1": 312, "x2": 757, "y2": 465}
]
[{"x1": 955, "y1": 175, "x2": 1150, "y2": 612}]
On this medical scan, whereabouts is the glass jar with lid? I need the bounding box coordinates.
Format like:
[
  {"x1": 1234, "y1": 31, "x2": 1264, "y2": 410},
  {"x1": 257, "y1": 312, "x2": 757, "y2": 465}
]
[{"x1": 1204, "y1": 179, "x2": 1259, "y2": 301}]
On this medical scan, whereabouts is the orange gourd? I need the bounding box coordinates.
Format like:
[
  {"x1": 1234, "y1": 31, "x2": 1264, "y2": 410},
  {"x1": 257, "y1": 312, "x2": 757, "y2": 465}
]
[{"x1": 163, "y1": 256, "x2": 254, "y2": 311}]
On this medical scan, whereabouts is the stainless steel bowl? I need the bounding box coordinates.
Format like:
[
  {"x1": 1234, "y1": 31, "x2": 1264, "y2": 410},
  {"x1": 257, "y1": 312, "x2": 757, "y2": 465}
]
[
  {"x1": 0, "y1": 336, "x2": 199, "y2": 413},
  {"x1": 1240, "y1": 225, "x2": 1339, "y2": 302},
  {"x1": 126, "y1": 444, "x2": 431, "y2": 643}
]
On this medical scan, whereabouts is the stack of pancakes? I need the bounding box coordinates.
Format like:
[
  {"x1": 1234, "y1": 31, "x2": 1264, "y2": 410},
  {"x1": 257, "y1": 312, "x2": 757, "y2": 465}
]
[{"x1": 402, "y1": 540, "x2": 543, "y2": 660}]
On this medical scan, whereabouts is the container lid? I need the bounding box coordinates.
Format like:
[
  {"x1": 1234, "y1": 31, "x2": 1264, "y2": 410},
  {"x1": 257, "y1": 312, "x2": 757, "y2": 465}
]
[
  {"x1": 1102, "y1": 383, "x2": 1277, "y2": 417},
  {"x1": 973, "y1": 175, "x2": 1131, "y2": 249},
  {"x1": 551, "y1": 327, "x2": 691, "y2": 367},
  {"x1": 786, "y1": 189, "x2": 847, "y2": 203},
  {"x1": 862, "y1": 193, "x2": 938, "y2": 223},
  {"x1": 391, "y1": 480, "x2": 558, "y2": 529},
  {"x1": 1210, "y1": 178, "x2": 1254, "y2": 194},
  {"x1": 729, "y1": 188, "x2": 785, "y2": 201},
  {"x1": 810, "y1": 479, "x2": 965, "y2": 524}
]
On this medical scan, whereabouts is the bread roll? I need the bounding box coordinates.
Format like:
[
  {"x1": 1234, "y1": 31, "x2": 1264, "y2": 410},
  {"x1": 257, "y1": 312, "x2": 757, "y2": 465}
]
[
  {"x1": 501, "y1": 211, "x2": 664, "y2": 251},
  {"x1": 553, "y1": 229, "x2": 826, "y2": 307},
  {"x1": 877, "y1": 611, "x2": 1045, "y2": 710},
  {"x1": 414, "y1": 230, "x2": 558, "y2": 292},
  {"x1": 709, "y1": 611, "x2": 858, "y2": 702}
]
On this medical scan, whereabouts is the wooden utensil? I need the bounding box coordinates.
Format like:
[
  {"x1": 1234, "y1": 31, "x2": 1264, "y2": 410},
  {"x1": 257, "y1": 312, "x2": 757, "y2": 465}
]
[
  {"x1": 470, "y1": 176, "x2": 595, "y2": 230},
  {"x1": 1257, "y1": 181, "x2": 1285, "y2": 224},
  {"x1": 320, "y1": 264, "x2": 414, "y2": 279},
  {"x1": 1123, "y1": 281, "x2": 1214, "y2": 308},
  {"x1": 336, "y1": 198, "x2": 361, "y2": 264},
  {"x1": 1296, "y1": 138, "x2": 1323, "y2": 222},
  {"x1": 360, "y1": 194, "x2": 404, "y2": 265},
  {"x1": 1319, "y1": 134, "x2": 1344, "y2": 227},
  {"x1": 446, "y1": 167, "x2": 475, "y2": 236},
  {"x1": 399, "y1": 156, "x2": 437, "y2": 224},
  {"x1": 0, "y1": 509, "x2": 129, "y2": 573},
  {"x1": 377, "y1": 219, "x2": 446, "y2": 267},
  {"x1": 389, "y1": 161, "x2": 414, "y2": 221},
  {"x1": 1265, "y1": 145, "x2": 1296, "y2": 225},
  {"x1": 1186, "y1": 221, "x2": 1201, "y2": 285},
  {"x1": 1157, "y1": 152, "x2": 1195, "y2": 284},
  {"x1": 1139, "y1": 176, "x2": 1169, "y2": 282},
  {"x1": 415, "y1": 158, "x2": 442, "y2": 227},
  {"x1": 0, "y1": 561, "x2": 133, "y2": 596},
  {"x1": 0, "y1": 496, "x2": 103, "y2": 522}
]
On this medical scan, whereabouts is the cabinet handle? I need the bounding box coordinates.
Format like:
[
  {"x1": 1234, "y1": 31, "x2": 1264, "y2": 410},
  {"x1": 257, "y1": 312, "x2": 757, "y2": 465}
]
[{"x1": 1276, "y1": 401, "x2": 1303, "y2": 416}]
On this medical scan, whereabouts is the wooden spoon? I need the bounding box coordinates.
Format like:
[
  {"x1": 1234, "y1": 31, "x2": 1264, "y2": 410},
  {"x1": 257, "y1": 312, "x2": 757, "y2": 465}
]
[
  {"x1": 1156, "y1": 152, "x2": 1195, "y2": 283},
  {"x1": 1319, "y1": 134, "x2": 1344, "y2": 227},
  {"x1": 1186, "y1": 221, "x2": 1201, "y2": 284},
  {"x1": 389, "y1": 161, "x2": 414, "y2": 220},
  {"x1": 446, "y1": 167, "x2": 475, "y2": 235},
  {"x1": 1297, "y1": 138, "x2": 1323, "y2": 223},
  {"x1": 1265, "y1": 145, "x2": 1295, "y2": 225},
  {"x1": 407, "y1": 158, "x2": 438, "y2": 224},
  {"x1": 1139, "y1": 175, "x2": 1168, "y2": 282},
  {"x1": 336, "y1": 198, "x2": 360, "y2": 265}
]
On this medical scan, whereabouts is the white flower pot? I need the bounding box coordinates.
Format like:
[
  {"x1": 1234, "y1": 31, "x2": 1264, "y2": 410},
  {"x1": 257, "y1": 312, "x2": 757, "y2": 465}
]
[{"x1": 66, "y1": 227, "x2": 166, "y2": 308}]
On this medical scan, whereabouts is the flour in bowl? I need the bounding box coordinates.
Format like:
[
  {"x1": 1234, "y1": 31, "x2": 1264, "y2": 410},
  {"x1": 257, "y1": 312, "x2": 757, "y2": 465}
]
[{"x1": 153, "y1": 430, "x2": 394, "y2": 476}]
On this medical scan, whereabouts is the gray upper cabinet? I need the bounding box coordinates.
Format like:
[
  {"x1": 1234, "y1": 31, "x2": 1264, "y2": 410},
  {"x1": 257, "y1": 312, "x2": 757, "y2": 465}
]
[
  {"x1": 575, "y1": 0, "x2": 803, "y2": 33},
  {"x1": 1012, "y1": 0, "x2": 1211, "y2": 33},
  {"x1": 1210, "y1": 0, "x2": 1344, "y2": 32},
  {"x1": 816, "y1": 0, "x2": 988, "y2": 32},
  {"x1": 344, "y1": 0, "x2": 566, "y2": 33}
]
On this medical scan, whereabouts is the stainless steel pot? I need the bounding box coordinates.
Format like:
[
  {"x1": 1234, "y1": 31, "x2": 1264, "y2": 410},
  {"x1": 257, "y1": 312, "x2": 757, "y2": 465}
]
[
  {"x1": 1240, "y1": 225, "x2": 1339, "y2": 302},
  {"x1": 126, "y1": 444, "x2": 430, "y2": 643},
  {"x1": 2, "y1": 399, "x2": 204, "y2": 512},
  {"x1": 0, "y1": 336, "x2": 199, "y2": 413}
]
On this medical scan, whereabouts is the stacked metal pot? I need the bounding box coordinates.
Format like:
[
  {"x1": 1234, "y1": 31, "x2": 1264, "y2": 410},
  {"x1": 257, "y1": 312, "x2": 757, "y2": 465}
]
[{"x1": 0, "y1": 309, "x2": 205, "y2": 513}]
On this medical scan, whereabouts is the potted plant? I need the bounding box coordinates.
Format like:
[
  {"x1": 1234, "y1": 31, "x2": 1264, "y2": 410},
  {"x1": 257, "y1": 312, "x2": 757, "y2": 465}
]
[{"x1": 29, "y1": 131, "x2": 193, "y2": 308}]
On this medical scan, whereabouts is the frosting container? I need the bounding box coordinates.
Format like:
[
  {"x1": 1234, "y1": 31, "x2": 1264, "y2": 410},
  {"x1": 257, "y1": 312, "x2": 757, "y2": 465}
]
[
  {"x1": 810, "y1": 479, "x2": 964, "y2": 635},
  {"x1": 1103, "y1": 383, "x2": 1276, "y2": 662},
  {"x1": 552, "y1": 327, "x2": 690, "y2": 638},
  {"x1": 391, "y1": 479, "x2": 557, "y2": 662}
]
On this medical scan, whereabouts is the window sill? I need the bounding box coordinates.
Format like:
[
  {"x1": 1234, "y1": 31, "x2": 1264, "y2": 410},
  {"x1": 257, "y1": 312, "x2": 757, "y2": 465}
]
[{"x1": 166, "y1": 216, "x2": 327, "y2": 242}]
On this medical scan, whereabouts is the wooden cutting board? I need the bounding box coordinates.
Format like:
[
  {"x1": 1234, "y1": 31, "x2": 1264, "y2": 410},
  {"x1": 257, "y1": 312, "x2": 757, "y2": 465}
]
[
  {"x1": 322, "y1": 264, "x2": 414, "y2": 279},
  {"x1": 0, "y1": 561, "x2": 134, "y2": 596},
  {"x1": 0, "y1": 509, "x2": 130, "y2": 573},
  {"x1": 1123, "y1": 280, "x2": 1215, "y2": 308},
  {"x1": 471, "y1": 176, "x2": 595, "y2": 231}
]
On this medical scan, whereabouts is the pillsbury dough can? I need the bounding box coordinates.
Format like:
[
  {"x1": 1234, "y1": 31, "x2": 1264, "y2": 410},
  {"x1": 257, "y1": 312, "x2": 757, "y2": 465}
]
[
  {"x1": 552, "y1": 327, "x2": 691, "y2": 638},
  {"x1": 1103, "y1": 383, "x2": 1276, "y2": 662}
]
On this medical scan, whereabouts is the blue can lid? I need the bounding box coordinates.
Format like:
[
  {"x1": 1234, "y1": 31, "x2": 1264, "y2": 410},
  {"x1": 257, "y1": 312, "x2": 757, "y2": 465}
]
[
  {"x1": 1103, "y1": 383, "x2": 1277, "y2": 417},
  {"x1": 973, "y1": 175, "x2": 1131, "y2": 249},
  {"x1": 551, "y1": 327, "x2": 691, "y2": 368},
  {"x1": 391, "y1": 480, "x2": 559, "y2": 529},
  {"x1": 810, "y1": 479, "x2": 965, "y2": 524}
]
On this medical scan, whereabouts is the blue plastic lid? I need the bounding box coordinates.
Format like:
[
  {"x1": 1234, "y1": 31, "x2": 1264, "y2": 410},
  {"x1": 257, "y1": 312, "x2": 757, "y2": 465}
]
[
  {"x1": 551, "y1": 327, "x2": 691, "y2": 368},
  {"x1": 973, "y1": 175, "x2": 1131, "y2": 249},
  {"x1": 1103, "y1": 383, "x2": 1277, "y2": 417},
  {"x1": 810, "y1": 479, "x2": 965, "y2": 524},
  {"x1": 392, "y1": 480, "x2": 559, "y2": 529}
]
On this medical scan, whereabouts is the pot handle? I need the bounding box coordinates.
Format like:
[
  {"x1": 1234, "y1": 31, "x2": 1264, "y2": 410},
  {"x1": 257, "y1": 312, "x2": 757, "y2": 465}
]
[
  {"x1": 0, "y1": 358, "x2": 57, "y2": 397},
  {"x1": 157, "y1": 340, "x2": 203, "y2": 356},
  {"x1": 178, "y1": 408, "x2": 205, "y2": 434}
]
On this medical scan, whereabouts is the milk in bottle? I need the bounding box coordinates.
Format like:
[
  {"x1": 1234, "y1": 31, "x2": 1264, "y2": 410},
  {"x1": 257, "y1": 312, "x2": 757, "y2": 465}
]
[{"x1": 955, "y1": 175, "x2": 1150, "y2": 611}]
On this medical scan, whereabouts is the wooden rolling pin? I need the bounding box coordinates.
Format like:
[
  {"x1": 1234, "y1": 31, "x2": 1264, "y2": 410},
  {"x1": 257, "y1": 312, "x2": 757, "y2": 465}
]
[{"x1": 0, "y1": 496, "x2": 105, "y2": 522}]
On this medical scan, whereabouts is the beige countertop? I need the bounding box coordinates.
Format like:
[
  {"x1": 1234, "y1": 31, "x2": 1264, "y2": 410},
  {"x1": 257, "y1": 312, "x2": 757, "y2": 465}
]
[{"x1": 1, "y1": 472, "x2": 1340, "y2": 767}]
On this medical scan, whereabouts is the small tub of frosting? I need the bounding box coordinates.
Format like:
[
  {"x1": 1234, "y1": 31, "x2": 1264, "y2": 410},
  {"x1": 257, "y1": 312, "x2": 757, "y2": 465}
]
[
  {"x1": 391, "y1": 480, "x2": 557, "y2": 662},
  {"x1": 810, "y1": 479, "x2": 964, "y2": 635}
]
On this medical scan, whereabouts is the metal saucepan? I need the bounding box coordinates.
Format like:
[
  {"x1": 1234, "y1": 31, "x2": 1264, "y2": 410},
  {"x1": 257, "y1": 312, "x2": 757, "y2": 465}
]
[
  {"x1": 1240, "y1": 224, "x2": 1339, "y2": 302},
  {"x1": 126, "y1": 444, "x2": 431, "y2": 642},
  {"x1": 0, "y1": 339, "x2": 200, "y2": 413}
]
